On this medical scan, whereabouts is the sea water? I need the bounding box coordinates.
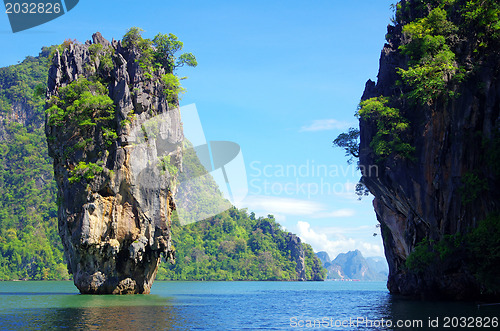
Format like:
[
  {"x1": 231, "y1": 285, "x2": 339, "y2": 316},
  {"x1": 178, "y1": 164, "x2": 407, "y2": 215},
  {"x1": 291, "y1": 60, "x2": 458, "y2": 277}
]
[{"x1": 0, "y1": 281, "x2": 498, "y2": 330}]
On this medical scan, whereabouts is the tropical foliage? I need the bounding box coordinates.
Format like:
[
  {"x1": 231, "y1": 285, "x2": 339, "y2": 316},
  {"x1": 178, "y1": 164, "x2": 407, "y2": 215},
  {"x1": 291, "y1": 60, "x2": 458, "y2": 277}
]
[
  {"x1": 356, "y1": 96, "x2": 414, "y2": 160},
  {"x1": 157, "y1": 208, "x2": 325, "y2": 281},
  {"x1": 405, "y1": 214, "x2": 500, "y2": 294},
  {"x1": 0, "y1": 49, "x2": 68, "y2": 280}
]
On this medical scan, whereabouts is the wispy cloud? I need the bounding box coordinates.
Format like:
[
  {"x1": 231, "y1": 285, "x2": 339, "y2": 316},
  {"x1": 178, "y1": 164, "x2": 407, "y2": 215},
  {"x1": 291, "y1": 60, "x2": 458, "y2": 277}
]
[
  {"x1": 300, "y1": 119, "x2": 349, "y2": 132},
  {"x1": 311, "y1": 209, "x2": 355, "y2": 219},
  {"x1": 239, "y1": 196, "x2": 358, "y2": 220},
  {"x1": 296, "y1": 221, "x2": 383, "y2": 258},
  {"x1": 321, "y1": 225, "x2": 373, "y2": 235},
  {"x1": 240, "y1": 196, "x2": 324, "y2": 216}
]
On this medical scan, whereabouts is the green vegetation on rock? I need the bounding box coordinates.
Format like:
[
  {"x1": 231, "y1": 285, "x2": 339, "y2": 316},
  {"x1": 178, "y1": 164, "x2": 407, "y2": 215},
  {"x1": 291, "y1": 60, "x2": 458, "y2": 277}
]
[
  {"x1": 46, "y1": 78, "x2": 115, "y2": 127},
  {"x1": 158, "y1": 155, "x2": 178, "y2": 177},
  {"x1": 357, "y1": 96, "x2": 414, "y2": 160},
  {"x1": 122, "y1": 27, "x2": 196, "y2": 105},
  {"x1": 398, "y1": 7, "x2": 459, "y2": 104},
  {"x1": 46, "y1": 75, "x2": 118, "y2": 168},
  {"x1": 161, "y1": 73, "x2": 185, "y2": 109},
  {"x1": 405, "y1": 214, "x2": 500, "y2": 294},
  {"x1": 68, "y1": 161, "x2": 104, "y2": 184},
  {"x1": 335, "y1": 0, "x2": 500, "y2": 163},
  {"x1": 467, "y1": 214, "x2": 500, "y2": 294}
]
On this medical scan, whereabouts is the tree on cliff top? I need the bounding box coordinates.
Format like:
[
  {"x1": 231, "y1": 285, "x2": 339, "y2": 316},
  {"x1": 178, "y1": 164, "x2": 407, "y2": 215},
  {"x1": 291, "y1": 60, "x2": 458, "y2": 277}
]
[
  {"x1": 122, "y1": 27, "x2": 197, "y2": 106},
  {"x1": 122, "y1": 27, "x2": 197, "y2": 74}
]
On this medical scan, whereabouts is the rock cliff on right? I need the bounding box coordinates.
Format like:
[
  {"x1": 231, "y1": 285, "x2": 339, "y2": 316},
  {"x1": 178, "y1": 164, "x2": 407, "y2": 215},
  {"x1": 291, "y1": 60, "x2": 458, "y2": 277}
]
[{"x1": 357, "y1": 0, "x2": 500, "y2": 300}]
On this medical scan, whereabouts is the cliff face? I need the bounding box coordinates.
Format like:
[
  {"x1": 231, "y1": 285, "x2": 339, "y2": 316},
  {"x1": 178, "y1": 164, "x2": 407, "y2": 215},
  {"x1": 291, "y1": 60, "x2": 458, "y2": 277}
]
[
  {"x1": 45, "y1": 33, "x2": 182, "y2": 294},
  {"x1": 359, "y1": 0, "x2": 500, "y2": 299},
  {"x1": 286, "y1": 233, "x2": 307, "y2": 280},
  {"x1": 0, "y1": 47, "x2": 53, "y2": 141}
]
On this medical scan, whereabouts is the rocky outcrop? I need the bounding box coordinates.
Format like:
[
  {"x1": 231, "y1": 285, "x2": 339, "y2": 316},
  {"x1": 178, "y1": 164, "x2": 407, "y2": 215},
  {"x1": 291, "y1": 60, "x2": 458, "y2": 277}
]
[
  {"x1": 45, "y1": 32, "x2": 182, "y2": 294},
  {"x1": 0, "y1": 47, "x2": 53, "y2": 141},
  {"x1": 257, "y1": 219, "x2": 324, "y2": 280},
  {"x1": 286, "y1": 233, "x2": 307, "y2": 281},
  {"x1": 358, "y1": 1, "x2": 500, "y2": 299}
]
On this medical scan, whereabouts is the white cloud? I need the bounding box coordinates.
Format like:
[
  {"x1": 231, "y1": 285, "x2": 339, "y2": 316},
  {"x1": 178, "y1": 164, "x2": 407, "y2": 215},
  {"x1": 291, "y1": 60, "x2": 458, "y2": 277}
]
[
  {"x1": 300, "y1": 119, "x2": 349, "y2": 132},
  {"x1": 296, "y1": 221, "x2": 383, "y2": 258},
  {"x1": 360, "y1": 242, "x2": 384, "y2": 257}
]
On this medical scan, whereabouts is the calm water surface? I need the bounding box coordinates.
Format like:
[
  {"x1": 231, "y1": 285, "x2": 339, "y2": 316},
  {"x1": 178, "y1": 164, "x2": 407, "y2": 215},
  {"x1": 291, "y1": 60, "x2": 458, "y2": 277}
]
[{"x1": 0, "y1": 281, "x2": 498, "y2": 330}]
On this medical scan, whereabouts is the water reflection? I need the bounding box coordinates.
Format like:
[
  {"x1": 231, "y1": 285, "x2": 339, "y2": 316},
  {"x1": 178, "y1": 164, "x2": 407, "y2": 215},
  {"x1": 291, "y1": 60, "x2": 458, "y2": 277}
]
[
  {"x1": 48, "y1": 305, "x2": 184, "y2": 330},
  {"x1": 0, "y1": 290, "x2": 193, "y2": 330},
  {"x1": 0, "y1": 301, "x2": 192, "y2": 330},
  {"x1": 384, "y1": 295, "x2": 499, "y2": 330}
]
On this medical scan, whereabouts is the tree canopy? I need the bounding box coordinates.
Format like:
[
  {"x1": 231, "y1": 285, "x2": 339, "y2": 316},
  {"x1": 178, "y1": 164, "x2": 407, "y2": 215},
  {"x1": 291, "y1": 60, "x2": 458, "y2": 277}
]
[{"x1": 122, "y1": 27, "x2": 197, "y2": 74}]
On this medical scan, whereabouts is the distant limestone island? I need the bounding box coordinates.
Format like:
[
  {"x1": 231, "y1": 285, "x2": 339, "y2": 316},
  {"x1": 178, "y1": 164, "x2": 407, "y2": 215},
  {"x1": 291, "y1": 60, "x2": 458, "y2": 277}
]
[
  {"x1": 316, "y1": 250, "x2": 388, "y2": 282},
  {"x1": 157, "y1": 209, "x2": 326, "y2": 281}
]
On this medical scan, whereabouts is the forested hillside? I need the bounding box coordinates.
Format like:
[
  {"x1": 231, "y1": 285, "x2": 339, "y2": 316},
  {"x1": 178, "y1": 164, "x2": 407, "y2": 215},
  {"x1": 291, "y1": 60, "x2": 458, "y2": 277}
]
[
  {"x1": 0, "y1": 48, "x2": 69, "y2": 280},
  {"x1": 158, "y1": 208, "x2": 324, "y2": 281}
]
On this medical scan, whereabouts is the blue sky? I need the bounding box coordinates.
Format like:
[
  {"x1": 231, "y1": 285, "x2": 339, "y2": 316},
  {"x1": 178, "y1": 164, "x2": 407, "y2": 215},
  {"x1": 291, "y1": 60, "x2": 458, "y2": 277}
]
[{"x1": 1, "y1": 0, "x2": 395, "y2": 258}]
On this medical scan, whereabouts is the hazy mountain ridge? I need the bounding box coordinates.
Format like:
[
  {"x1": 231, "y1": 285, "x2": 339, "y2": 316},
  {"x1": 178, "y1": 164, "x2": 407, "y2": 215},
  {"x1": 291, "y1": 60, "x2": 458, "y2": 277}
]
[{"x1": 316, "y1": 250, "x2": 388, "y2": 281}]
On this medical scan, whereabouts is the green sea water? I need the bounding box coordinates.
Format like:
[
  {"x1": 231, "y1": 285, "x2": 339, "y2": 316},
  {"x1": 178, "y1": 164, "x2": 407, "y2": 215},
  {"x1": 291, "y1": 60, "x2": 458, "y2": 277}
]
[{"x1": 0, "y1": 281, "x2": 498, "y2": 330}]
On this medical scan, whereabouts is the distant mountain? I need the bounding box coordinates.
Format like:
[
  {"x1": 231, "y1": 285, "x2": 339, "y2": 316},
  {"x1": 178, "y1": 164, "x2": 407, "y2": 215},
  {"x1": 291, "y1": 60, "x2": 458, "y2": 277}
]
[
  {"x1": 315, "y1": 251, "x2": 331, "y2": 266},
  {"x1": 366, "y1": 256, "x2": 389, "y2": 280},
  {"x1": 316, "y1": 250, "x2": 388, "y2": 281}
]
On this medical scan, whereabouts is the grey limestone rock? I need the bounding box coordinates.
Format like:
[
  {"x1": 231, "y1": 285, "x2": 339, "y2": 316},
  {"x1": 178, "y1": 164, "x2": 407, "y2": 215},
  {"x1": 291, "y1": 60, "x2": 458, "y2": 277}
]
[
  {"x1": 45, "y1": 32, "x2": 182, "y2": 294},
  {"x1": 358, "y1": 1, "x2": 500, "y2": 300}
]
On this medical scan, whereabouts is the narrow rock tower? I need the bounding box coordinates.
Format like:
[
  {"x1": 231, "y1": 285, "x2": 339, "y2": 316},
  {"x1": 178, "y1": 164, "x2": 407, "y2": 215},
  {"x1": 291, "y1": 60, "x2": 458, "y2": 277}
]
[{"x1": 45, "y1": 32, "x2": 183, "y2": 294}]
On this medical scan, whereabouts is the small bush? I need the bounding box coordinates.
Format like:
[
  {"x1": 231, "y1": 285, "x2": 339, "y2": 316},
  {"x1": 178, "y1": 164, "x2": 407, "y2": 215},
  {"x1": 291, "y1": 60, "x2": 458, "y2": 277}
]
[
  {"x1": 460, "y1": 172, "x2": 488, "y2": 204},
  {"x1": 405, "y1": 237, "x2": 435, "y2": 273},
  {"x1": 357, "y1": 97, "x2": 414, "y2": 160},
  {"x1": 46, "y1": 78, "x2": 115, "y2": 127},
  {"x1": 158, "y1": 155, "x2": 178, "y2": 176},
  {"x1": 161, "y1": 73, "x2": 185, "y2": 108},
  {"x1": 68, "y1": 162, "x2": 104, "y2": 184}
]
